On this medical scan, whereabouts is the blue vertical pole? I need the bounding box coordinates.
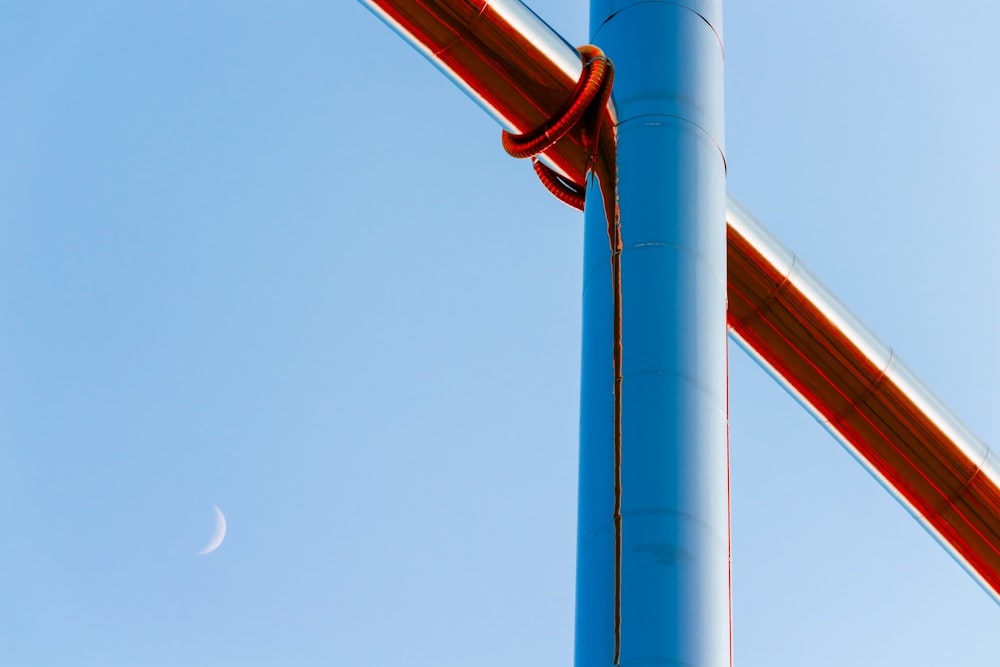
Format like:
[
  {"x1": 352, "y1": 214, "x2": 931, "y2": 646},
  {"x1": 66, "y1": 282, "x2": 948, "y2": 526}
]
[{"x1": 577, "y1": 0, "x2": 729, "y2": 665}]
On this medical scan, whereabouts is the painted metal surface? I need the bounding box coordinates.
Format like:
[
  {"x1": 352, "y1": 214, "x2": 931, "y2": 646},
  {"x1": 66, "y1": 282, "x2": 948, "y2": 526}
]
[
  {"x1": 356, "y1": 0, "x2": 1000, "y2": 607},
  {"x1": 726, "y1": 198, "x2": 1000, "y2": 602},
  {"x1": 577, "y1": 1, "x2": 730, "y2": 665}
]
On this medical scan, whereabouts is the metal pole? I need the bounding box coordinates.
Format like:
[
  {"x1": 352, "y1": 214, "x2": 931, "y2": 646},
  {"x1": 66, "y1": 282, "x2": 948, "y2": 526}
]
[
  {"x1": 359, "y1": 0, "x2": 1000, "y2": 624},
  {"x1": 577, "y1": 1, "x2": 730, "y2": 665}
]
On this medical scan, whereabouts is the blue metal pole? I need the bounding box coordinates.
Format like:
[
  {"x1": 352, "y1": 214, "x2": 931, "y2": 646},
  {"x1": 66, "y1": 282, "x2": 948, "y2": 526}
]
[{"x1": 577, "y1": 1, "x2": 729, "y2": 665}]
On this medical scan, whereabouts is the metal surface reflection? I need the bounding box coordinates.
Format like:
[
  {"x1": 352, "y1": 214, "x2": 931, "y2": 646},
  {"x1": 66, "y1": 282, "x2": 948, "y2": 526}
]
[
  {"x1": 361, "y1": 0, "x2": 597, "y2": 177},
  {"x1": 727, "y1": 198, "x2": 1000, "y2": 601},
  {"x1": 360, "y1": 0, "x2": 619, "y2": 229},
  {"x1": 576, "y1": 2, "x2": 731, "y2": 665},
  {"x1": 358, "y1": 0, "x2": 1000, "y2": 603}
]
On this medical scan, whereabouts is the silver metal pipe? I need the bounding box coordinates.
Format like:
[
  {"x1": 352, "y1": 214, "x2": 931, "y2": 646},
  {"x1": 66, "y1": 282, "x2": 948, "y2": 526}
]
[
  {"x1": 726, "y1": 196, "x2": 1000, "y2": 602},
  {"x1": 358, "y1": 0, "x2": 591, "y2": 180},
  {"x1": 361, "y1": 0, "x2": 581, "y2": 131},
  {"x1": 357, "y1": 0, "x2": 1000, "y2": 603},
  {"x1": 576, "y1": 2, "x2": 730, "y2": 665}
]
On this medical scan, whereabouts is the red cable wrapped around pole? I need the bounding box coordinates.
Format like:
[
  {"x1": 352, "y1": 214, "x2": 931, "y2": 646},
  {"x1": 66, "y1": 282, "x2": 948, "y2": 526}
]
[{"x1": 358, "y1": 0, "x2": 1000, "y2": 603}]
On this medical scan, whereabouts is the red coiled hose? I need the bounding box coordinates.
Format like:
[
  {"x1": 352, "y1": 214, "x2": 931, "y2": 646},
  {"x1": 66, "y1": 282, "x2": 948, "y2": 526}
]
[{"x1": 501, "y1": 45, "x2": 614, "y2": 211}]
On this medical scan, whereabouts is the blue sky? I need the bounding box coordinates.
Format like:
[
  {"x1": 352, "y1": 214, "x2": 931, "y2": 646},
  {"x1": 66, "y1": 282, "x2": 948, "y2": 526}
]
[{"x1": 1, "y1": 1, "x2": 998, "y2": 665}]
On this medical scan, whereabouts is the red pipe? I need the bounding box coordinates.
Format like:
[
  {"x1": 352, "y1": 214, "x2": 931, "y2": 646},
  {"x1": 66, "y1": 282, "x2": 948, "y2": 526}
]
[
  {"x1": 362, "y1": 0, "x2": 618, "y2": 219},
  {"x1": 359, "y1": 0, "x2": 1000, "y2": 601},
  {"x1": 726, "y1": 200, "x2": 1000, "y2": 598}
]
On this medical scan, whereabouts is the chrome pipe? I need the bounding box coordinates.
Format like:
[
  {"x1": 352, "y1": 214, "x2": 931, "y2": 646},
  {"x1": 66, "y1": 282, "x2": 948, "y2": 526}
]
[
  {"x1": 360, "y1": 0, "x2": 581, "y2": 130},
  {"x1": 358, "y1": 0, "x2": 594, "y2": 181},
  {"x1": 357, "y1": 0, "x2": 1000, "y2": 603},
  {"x1": 726, "y1": 197, "x2": 1000, "y2": 602},
  {"x1": 576, "y1": 1, "x2": 731, "y2": 665}
]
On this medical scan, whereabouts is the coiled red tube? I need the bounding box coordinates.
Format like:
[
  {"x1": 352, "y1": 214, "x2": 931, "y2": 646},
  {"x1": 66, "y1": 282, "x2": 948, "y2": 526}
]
[
  {"x1": 532, "y1": 159, "x2": 587, "y2": 210},
  {"x1": 501, "y1": 45, "x2": 614, "y2": 210}
]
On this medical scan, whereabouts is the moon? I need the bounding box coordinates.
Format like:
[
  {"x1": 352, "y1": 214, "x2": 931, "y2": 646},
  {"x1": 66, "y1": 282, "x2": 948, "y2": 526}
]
[{"x1": 198, "y1": 504, "x2": 227, "y2": 556}]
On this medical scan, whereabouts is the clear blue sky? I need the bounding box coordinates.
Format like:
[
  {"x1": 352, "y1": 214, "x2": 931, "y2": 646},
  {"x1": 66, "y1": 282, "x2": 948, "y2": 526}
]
[{"x1": 1, "y1": 1, "x2": 998, "y2": 665}]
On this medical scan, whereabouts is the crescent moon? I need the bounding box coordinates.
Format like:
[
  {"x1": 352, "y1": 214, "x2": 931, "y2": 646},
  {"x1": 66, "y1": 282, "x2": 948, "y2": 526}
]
[{"x1": 198, "y1": 504, "x2": 227, "y2": 556}]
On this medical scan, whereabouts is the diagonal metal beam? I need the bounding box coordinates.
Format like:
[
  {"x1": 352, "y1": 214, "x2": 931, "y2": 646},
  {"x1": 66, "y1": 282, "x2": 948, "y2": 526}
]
[{"x1": 359, "y1": 0, "x2": 1000, "y2": 605}]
